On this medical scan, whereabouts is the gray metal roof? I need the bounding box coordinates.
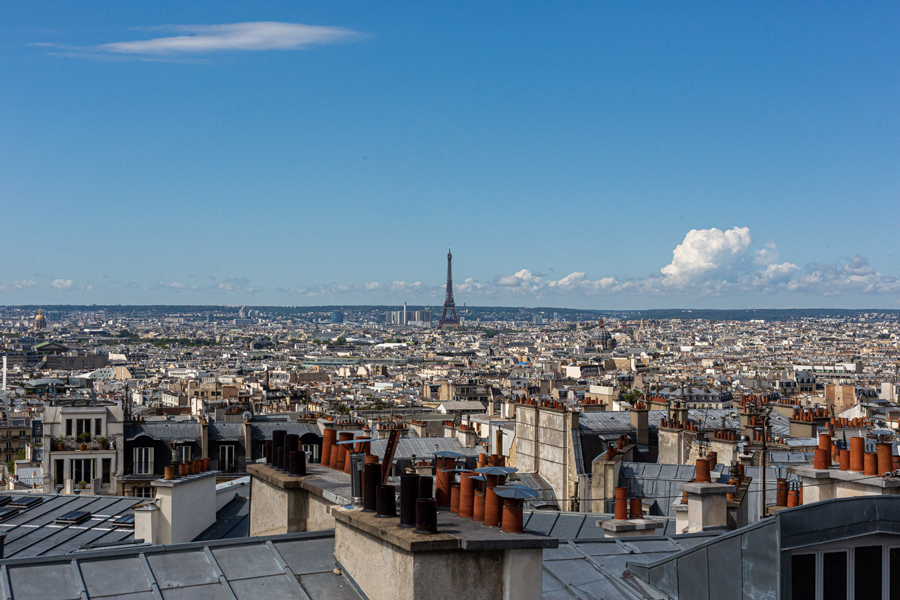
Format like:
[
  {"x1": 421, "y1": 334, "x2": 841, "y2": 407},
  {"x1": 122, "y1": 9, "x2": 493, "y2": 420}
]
[
  {"x1": 0, "y1": 493, "x2": 142, "y2": 558},
  {"x1": 369, "y1": 437, "x2": 484, "y2": 460},
  {"x1": 579, "y1": 408, "x2": 744, "y2": 433},
  {"x1": 209, "y1": 422, "x2": 243, "y2": 441},
  {"x1": 194, "y1": 495, "x2": 249, "y2": 541},
  {"x1": 126, "y1": 422, "x2": 202, "y2": 442},
  {"x1": 618, "y1": 462, "x2": 729, "y2": 517},
  {"x1": 542, "y1": 534, "x2": 722, "y2": 599},
  {"x1": 627, "y1": 496, "x2": 900, "y2": 600},
  {"x1": 251, "y1": 422, "x2": 322, "y2": 440},
  {"x1": 0, "y1": 531, "x2": 365, "y2": 600}
]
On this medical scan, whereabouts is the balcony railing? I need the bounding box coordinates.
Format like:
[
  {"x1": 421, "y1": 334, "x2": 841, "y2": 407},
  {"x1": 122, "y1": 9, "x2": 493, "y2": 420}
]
[{"x1": 51, "y1": 439, "x2": 114, "y2": 452}]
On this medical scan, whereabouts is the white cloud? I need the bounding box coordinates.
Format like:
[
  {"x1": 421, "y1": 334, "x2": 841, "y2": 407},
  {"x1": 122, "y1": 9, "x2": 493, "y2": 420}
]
[
  {"x1": 660, "y1": 226, "x2": 752, "y2": 285},
  {"x1": 364, "y1": 282, "x2": 381, "y2": 291},
  {"x1": 37, "y1": 22, "x2": 363, "y2": 60},
  {"x1": 50, "y1": 279, "x2": 75, "y2": 290}
]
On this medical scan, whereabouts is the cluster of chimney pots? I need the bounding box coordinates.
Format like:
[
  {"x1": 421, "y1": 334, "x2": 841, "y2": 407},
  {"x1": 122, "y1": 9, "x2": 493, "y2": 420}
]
[
  {"x1": 813, "y1": 430, "x2": 899, "y2": 475},
  {"x1": 164, "y1": 458, "x2": 211, "y2": 480},
  {"x1": 258, "y1": 425, "x2": 534, "y2": 535},
  {"x1": 675, "y1": 453, "x2": 747, "y2": 506}
]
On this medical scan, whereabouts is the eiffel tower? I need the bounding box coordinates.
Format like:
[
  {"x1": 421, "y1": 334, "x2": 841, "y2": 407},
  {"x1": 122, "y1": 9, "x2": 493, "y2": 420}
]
[{"x1": 438, "y1": 247, "x2": 460, "y2": 328}]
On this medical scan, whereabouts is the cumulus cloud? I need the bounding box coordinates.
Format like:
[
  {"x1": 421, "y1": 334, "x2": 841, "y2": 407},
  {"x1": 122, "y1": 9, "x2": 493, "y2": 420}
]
[
  {"x1": 50, "y1": 279, "x2": 75, "y2": 290},
  {"x1": 660, "y1": 227, "x2": 751, "y2": 285},
  {"x1": 35, "y1": 22, "x2": 364, "y2": 61}
]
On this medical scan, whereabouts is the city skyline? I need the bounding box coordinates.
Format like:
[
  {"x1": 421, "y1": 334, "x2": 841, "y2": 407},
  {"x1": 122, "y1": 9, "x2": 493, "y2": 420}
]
[{"x1": 2, "y1": 3, "x2": 899, "y2": 308}]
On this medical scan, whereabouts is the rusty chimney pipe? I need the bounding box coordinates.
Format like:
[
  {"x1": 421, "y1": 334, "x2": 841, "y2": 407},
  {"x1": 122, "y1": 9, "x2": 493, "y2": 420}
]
[
  {"x1": 813, "y1": 448, "x2": 828, "y2": 470},
  {"x1": 614, "y1": 486, "x2": 628, "y2": 520},
  {"x1": 776, "y1": 478, "x2": 787, "y2": 507},
  {"x1": 864, "y1": 451, "x2": 878, "y2": 476},
  {"x1": 695, "y1": 459, "x2": 712, "y2": 483},
  {"x1": 877, "y1": 443, "x2": 893, "y2": 476},
  {"x1": 839, "y1": 449, "x2": 850, "y2": 471},
  {"x1": 483, "y1": 474, "x2": 506, "y2": 528},
  {"x1": 849, "y1": 437, "x2": 865, "y2": 472},
  {"x1": 459, "y1": 472, "x2": 475, "y2": 519},
  {"x1": 629, "y1": 497, "x2": 642, "y2": 519}
]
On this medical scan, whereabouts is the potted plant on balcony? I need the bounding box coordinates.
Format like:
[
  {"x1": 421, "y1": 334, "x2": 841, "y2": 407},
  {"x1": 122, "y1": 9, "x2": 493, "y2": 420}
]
[
  {"x1": 98, "y1": 437, "x2": 110, "y2": 450},
  {"x1": 77, "y1": 432, "x2": 91, "y2": 450},
  {"x1": 55, "y1": 438, "x2": 65, "y2": 451},
  {"x1": 77, "y1": 480, "x2": 88, "y2": 490}
]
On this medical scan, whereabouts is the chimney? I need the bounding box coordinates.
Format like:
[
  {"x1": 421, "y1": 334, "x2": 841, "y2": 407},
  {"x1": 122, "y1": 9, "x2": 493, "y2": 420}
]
[
  {"x1": 629, "y1": 404, "x2": 649, "y2": 446},
  {"x1": 677, "y1": 462, "x2": 734, "y2": 533},
  {"x1": 134, "y1": 468, "x2": 218, "y2": 545},
  {"x1": 333, "y1": 503, "x2": 554, "y2": 600},
  {"x1": 600, "y1": 486, "x2": 662, "y2": 538}
]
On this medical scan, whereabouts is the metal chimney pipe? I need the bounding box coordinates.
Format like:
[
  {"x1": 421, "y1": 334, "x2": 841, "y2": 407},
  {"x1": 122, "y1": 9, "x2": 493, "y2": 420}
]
[
  {"x1": 272, "y1": 430, "x2": 286, "y2": 470},
  {"x1": 284, "y1": 434, "x2": 299, "y2": 459},
  {"x1": 264, "y1": 442, "x2": 273, "y2": 465},
  {"x1": 418, "y1": 475, "x2": 434, "y2": 500},
  {"x1": 375, "y1": 485, "x2": 397, "y2": 518},
  {"x1": 414, "y1": 498, "x2": 438, "y2": 534},
  {"x1": 362, "y1": 463, "x2": 381, "y2": 512},
  {"x1": 399, "y1": 474, "x2": 420, "y2": 527}
]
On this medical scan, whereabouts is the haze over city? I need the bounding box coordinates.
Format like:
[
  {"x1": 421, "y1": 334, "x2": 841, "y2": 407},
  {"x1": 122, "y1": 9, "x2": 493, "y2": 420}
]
[{"x1": 2, "y1": 2, "x2": 899, "y2": 309}]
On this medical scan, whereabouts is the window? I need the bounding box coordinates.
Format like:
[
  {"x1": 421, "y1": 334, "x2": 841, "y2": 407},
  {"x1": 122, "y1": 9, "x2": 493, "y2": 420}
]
[
  {"x1": 4, "y1": 442, "x2": 10, "y2": 450},
  {"x1": 302, "y1": 444, "x2": 320, "y2": 464},
  {"x1": 793, "y1": 543, "x2": 900, "y2": 600},
  {"x1": 94, "y1": 419, "x2": 102, "y2": 436},
  {"x1": 823, "y1": 552, "x2": 847, "y2": 600},
  {"x1": 55, "y1": 459, "x2": 64, "y2": 486},
  {"x1": 177, "y1": 446, "x2": 191, "y2": 463},
  {"x1": 65, "y1": 419, "x2": 73, "y2": 436},
  {"x1": 134, "y1": 447, "x2": 153, "y2": 475},
  {"x1": 75, "y1": 419, "x2": 91, "y2": 437},
  {"x1": 891, "y1": 548, "x2": 900, "y2": 600},
  {"x1": 219, "y1": 445, "x2": 235, "y2": 472},
  {"x1": 133, "y1": 486, "x2": 153, "y2": 498},
  {"x1": 855, "y1": 546, "x2": 881, "y2": 599},
  {"x1": 72, "y1": 458, "x2": 94, "y2": 484}
]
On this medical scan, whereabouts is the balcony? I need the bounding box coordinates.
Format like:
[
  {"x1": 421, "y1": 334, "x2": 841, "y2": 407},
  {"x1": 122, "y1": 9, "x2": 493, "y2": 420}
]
[{"x1": 50, "y1": 439, "x2": 114, "y2": 452}]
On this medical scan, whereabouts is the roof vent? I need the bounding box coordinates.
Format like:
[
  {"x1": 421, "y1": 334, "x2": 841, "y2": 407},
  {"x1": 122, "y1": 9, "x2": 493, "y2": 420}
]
[
  {"x1": 0, "y1": 508, "x2": 17, "y2": 521},
  {"x1": 56, "y1": 511, "x2": 91, "y2": 525},
  {"x1": 8, "y1": 496, "x2": 41, "y2": 510},
  {"x1": 111, "y1": 514, "x2": 135, "y2": 529}
]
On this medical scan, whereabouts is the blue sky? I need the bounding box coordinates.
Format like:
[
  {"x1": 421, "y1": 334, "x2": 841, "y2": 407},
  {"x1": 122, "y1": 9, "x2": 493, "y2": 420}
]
[{"x1": 2, "y1": 2, "x2": 899, "y2": 308}]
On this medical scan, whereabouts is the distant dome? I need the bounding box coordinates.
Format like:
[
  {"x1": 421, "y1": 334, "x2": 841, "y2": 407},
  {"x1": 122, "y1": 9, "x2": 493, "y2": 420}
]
[{"x1": 33, "y1": 308, "x2": 47, "y2": 331}]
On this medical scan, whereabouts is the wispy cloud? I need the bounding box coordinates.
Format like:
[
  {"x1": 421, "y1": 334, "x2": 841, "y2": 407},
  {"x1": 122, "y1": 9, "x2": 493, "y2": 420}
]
[{"x1": 33, "y1": 21, "x2": 364, "y2": 61}]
